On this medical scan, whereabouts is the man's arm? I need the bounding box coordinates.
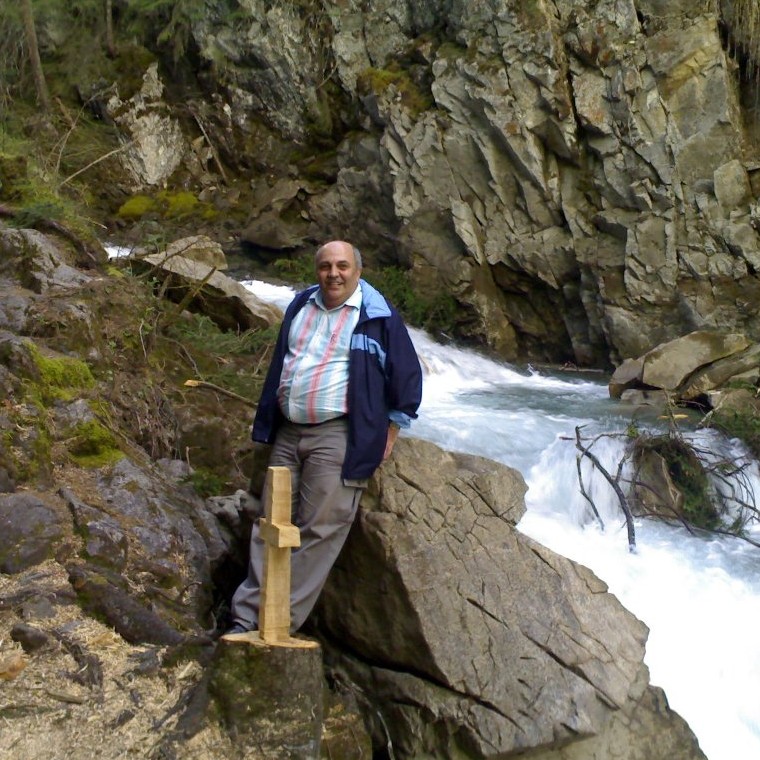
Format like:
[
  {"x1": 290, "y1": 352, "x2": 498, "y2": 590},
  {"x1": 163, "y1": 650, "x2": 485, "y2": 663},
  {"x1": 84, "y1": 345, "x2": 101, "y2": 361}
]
[{"x1": 383, "y1": 421, "x2": 401, "y2": 460}]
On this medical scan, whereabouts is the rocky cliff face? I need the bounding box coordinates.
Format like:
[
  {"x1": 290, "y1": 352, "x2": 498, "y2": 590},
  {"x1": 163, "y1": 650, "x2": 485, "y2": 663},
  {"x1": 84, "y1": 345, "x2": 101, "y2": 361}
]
[{"x1": 176, "y1": 0, "x2": 760, "y2": 366}]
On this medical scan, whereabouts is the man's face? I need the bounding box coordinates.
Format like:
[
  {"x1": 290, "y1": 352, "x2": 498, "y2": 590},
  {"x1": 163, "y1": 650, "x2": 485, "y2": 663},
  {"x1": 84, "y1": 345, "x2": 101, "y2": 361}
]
[{"x1": 316, "y1": 242, "x2": 361, "y2": 309}]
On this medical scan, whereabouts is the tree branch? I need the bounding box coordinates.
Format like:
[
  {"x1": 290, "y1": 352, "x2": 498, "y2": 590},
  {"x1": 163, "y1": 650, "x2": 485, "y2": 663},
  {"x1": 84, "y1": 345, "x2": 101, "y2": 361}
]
[{"x1": 574, "y1": 426, "x2": 636, "y2": 551}]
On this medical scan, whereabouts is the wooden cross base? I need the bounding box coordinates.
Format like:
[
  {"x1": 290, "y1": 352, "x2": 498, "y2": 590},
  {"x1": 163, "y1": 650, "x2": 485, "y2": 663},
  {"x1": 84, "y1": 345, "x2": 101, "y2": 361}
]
[{"x1": 221, "y1": 630, "x2": 319, "y2": 649}]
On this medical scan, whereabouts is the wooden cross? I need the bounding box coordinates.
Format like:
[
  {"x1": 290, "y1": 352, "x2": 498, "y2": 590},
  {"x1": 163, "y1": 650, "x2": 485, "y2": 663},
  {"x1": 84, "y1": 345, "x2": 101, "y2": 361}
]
[{"x1": 258, "y1": 466, "x2": 300, "y2": 643}]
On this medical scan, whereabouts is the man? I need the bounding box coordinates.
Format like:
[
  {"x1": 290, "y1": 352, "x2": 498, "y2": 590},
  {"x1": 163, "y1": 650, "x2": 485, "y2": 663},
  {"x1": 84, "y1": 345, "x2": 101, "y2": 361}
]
[{"x1": 227, "y1": 240, "x2": 423, "y2": 634}]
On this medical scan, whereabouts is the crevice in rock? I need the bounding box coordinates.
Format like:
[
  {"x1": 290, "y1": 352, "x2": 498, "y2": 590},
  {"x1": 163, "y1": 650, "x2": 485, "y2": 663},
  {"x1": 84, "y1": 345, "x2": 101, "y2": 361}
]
[{"x1": 522, "y1": 631, "x2": 618, "y2": 709}]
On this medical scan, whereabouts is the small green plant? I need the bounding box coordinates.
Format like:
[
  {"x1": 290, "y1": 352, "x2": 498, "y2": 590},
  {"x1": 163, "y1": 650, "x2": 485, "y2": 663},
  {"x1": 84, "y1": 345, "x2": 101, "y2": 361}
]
[
  {"x1": 164, "y1": 313, "x2": 277, "y2": 401},
  {"x1": 184, "y1": 467, "x2": 226, "y2": 497},
  {"x1": 166, "y1": 314, "x2": 275, "y2": 356}
]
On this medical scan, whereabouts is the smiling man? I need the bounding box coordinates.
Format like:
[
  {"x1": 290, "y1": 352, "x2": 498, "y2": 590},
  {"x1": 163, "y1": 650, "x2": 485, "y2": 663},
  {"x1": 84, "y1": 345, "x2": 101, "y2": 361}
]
[{"x1": 227, "y1": 240, "x2": 423, "y2": 635}]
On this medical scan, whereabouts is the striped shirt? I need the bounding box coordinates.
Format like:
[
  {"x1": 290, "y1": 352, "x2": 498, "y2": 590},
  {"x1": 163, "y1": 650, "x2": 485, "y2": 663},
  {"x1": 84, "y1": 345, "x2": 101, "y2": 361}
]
[{"x1": 277, "y1": 285, "x2": 362, "y2": 424}]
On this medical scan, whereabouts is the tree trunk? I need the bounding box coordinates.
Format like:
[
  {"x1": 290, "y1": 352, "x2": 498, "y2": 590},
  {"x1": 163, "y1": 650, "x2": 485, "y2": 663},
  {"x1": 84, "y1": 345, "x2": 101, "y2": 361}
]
[
  {"x1": 20, "y1": 0, "x2": 50, "y2": 112},
  {"x1": 105, "y1": 0, "x2": 116, "y2": 58},
  {"x1": 208, "y1": 634, "x2": 324, "y2": 758}
]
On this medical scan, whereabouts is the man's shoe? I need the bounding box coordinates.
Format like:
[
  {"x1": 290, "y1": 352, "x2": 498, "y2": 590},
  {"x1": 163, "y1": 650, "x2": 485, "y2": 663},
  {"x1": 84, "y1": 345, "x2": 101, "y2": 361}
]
[{"x1": 224, "y1": 622, "x2": 250, "y2": 635}]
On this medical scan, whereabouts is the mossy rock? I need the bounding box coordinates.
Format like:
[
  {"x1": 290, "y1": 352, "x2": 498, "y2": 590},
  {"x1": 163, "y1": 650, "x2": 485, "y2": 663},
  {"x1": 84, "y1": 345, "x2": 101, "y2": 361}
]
[
  {"x1": 67, "y1": 420, "x2": 124, "y2": 468},
  {"x1": 25, "y1": 342, "x2": 95, "y2": 404},
  {"x1": 116, "y1": 191, "x2": 218, "y2": 223},
  {"x1": 633, "y1": 434, "x2": 719, "y2": 529},
  {"x1": 118, "y1": 195, "x2": 157, "y2": 220}
]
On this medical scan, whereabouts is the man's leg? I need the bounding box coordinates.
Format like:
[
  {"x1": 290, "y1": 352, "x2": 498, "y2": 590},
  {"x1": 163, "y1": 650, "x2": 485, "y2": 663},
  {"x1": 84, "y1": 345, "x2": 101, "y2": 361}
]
[
  {"x1": 228, "y1": 500, "x2": 266, "y2": 631},
  {"x1": 229, "y1": 419, "x2": 362, "y2": 631},
  {"x1": 286, "y1": 419, "x2": 363, "y2": 629}
]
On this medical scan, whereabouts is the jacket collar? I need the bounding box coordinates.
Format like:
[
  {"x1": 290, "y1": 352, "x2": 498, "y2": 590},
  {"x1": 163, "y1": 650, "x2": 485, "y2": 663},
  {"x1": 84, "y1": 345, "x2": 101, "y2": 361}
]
[{"x1": 359, "y1": 279, "x2": 391, "y2": 319}]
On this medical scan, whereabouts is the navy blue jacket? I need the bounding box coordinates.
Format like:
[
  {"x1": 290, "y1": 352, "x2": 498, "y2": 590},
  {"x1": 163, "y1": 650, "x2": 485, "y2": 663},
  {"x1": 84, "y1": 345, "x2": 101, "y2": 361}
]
[{"x1": 251, "y1": 280, "x2": 423, "y2": 479}]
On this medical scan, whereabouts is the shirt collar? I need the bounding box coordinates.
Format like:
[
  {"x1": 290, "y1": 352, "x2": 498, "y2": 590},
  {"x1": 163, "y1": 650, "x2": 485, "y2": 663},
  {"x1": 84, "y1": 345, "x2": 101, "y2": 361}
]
[{"x1": 311, "y1": 284, "x2": 363, "y2": 311}]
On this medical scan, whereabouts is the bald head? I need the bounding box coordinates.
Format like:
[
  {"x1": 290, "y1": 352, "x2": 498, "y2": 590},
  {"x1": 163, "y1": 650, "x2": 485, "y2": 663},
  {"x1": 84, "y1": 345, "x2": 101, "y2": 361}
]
[
  {"x1": 315, "y1": 240, "x2": 362, "y2": 309},
  {"x1": 315, "y1": 241, "x2": 362, "y2": 268}
]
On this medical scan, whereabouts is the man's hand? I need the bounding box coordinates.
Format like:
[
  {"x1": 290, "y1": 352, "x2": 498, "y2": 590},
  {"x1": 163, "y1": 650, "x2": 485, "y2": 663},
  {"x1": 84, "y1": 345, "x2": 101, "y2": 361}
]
[{"x1": 383, "y1": 423, "x2": 400, "y2": 460}]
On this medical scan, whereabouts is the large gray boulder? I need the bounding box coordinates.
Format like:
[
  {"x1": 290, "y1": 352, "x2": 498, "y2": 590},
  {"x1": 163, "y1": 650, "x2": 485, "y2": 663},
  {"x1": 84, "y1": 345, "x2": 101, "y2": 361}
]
[
  {"x1": 316, "y1": 437, "x2": 705, "y2": 758},
  {"x1": 105, "y1": 63, "x2": 186, "y2": 188},
  {"x1": 0, "y1": 228, "x2": 91, "y2": 294},
  {"x1": 640, "y1": 331, "x2": 751, "y2": 390},
  {"x1": 127, "y1": 250, "x2": 282, "y2": 332}
]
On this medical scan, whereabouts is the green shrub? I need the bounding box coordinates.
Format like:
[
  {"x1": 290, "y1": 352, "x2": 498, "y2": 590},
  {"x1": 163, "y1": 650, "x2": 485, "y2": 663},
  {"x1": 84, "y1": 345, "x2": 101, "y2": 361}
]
[
  {"x1": 708, "y1": 408, "x2": 760, "y2": 460},
  {"x1": 635, "y1": 434, "x2": 719, "y2": 530},
  {"x1": 364, "y1": 266, "x2": 457, "y2": 333},
  {"x1": 184, "y1": 467, "x2": 226, "y2": 497},
  {"x1": 273, "y1": 254, "x2": 315, "y2": 284}
]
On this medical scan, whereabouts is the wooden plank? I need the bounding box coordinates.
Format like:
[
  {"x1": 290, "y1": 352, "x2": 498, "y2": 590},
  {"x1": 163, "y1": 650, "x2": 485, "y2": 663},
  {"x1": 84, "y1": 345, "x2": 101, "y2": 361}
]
[{"x1": 259, "y1": 466, "x2": 298, "y2": 643}]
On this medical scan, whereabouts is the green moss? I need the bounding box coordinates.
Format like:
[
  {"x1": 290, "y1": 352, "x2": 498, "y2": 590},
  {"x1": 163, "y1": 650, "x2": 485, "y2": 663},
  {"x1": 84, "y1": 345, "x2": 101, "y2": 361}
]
[
  {"x1": 118, "y1": 195, "x2": 157, "y2": 220},
  {"x1": 157, "y1": 190, "x2": 199, "y2": 218},
  {"x1": 67, "y1": 420, "x2": 124, "y2": 468},
  {"x1": 357, "y1": 65, "x2": 433, "y2": 117},
  {"x1": 26, "y1": 342, "x2": 95, "y2": 403},
  {"x1": 117, "y1": 191, "x2": 217, "y2": 222}
]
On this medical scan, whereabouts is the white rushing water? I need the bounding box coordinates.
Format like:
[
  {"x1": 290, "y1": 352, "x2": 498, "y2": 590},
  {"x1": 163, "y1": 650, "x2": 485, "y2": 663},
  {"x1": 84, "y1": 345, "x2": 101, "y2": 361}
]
[
  {"x1": 409, "y1": 329, "x2": 760, "y2": 760},
  {"x1": 240, "y1": 278, "x2": 760, "y2": 760}
]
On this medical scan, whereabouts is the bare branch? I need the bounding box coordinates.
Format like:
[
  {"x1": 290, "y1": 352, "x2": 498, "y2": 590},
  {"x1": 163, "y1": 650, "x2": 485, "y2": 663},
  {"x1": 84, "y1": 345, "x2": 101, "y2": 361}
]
[
  {"x1": 58, "y1": 140, "x2": 135, "y2": 189},
  {"x1": 574, "y1": 426, "x2": 636, "y2": 551},
  {"x1": 183, "y1": 379, "x2": 256, "y2": 408}
]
